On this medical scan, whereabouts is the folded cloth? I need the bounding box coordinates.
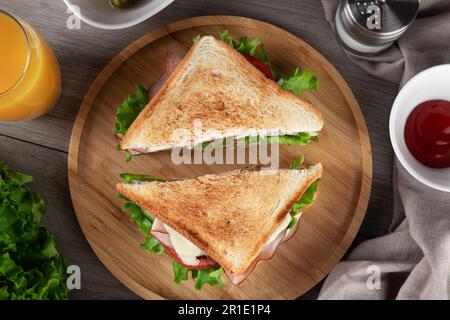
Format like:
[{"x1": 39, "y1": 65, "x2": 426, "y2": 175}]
[{"x1": 318, "y1": 0, "x2": 450, "y2": 300}]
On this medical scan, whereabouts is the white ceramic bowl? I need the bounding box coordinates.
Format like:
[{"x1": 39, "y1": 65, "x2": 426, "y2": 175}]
[
  {"x1": 390, "y1": 64, "x2": 450, "y2": 192},
  {"x1": 63, "y1": 0, "x2": 174, "y2": 30}
]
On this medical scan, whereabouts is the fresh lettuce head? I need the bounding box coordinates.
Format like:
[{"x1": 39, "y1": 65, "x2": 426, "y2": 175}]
[{"x1": 0, "y1": 161, "x2": 70, "y2": 300}]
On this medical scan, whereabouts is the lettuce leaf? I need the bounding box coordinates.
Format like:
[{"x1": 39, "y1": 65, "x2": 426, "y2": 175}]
[
  {"x1": 172, "y1": 261, "x2": 224, "y2": 290},
  {"x1": 114, "y1": 84, "x2": 149, "y2": 136},
  {"x1": 140, "y1": 237, "x2": 165, "y2": 254},
  {"x1": 218, "y1": 30, "x2": 275, "y2": 78},
  {"x1": 192, "y1": 267, "x2": 224, "y2": 290},
  {"x1": 121, "y1": 201, "x2": 164, "y2": 255},
  {"x1": 288, "y1": 180, "x2": 319, "y2": 229},
  {"x1": 0, "y1": 161, "x2": 70, "y2": 300},
  {"x1": 119, "y1": 173, "x2": 163, "y2": 184},
  {"x1": 218, "y1": 30, "x2": 317, "y2": 93},
  {"x1": 114, "y1": 84, "x2": 149, "y2": 162},
  {"x1": 289, "y1": 155, "x2": 305, "y2": 169},
  {"x1": 201, "y1": 132, "x2": 318, "y2": 150},
  {"x1": 278, "y1": 68, "x2": 318, "y2": 94},
  {"x1": 287, "y1": 157, "x2": 319, "y2": 229},
  {"x1": 120, "y1": 173, "x2": 165, "y2": 253},
  {"x1": 172, "y1": 260, "x2": 190, "y2": 284},
  {"x1": 124, "y1": 150, "x2": 133, "y2": 163},
  {"x1": 263, "y1": 132, "x2": 319, "y2": 145}
]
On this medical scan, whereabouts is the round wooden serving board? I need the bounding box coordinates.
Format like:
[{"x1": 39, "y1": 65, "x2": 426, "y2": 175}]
[{"x1": 68, "y1": 16, "x2": 372, "y2": 299}]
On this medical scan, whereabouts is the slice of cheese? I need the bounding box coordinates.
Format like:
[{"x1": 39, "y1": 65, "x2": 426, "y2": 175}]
[
  {"x1": 164, "y1": 214, "x2": 292, "y2": 264},
  {"x1": 165, "y1": 224, "x2": 205, "y2": 265},
  {"x1": 266, "y1": 213, "x2": 292, "y2": 244}
]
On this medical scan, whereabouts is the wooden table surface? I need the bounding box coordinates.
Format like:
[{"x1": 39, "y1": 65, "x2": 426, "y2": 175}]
[{"x1": 0, "y1": 0, "x2": 398, "y2": 300}]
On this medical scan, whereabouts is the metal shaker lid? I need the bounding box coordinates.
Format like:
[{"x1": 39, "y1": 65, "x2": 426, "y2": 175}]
[{"x1": 347, "y1": 0, "x2": 420, "y2": 40}]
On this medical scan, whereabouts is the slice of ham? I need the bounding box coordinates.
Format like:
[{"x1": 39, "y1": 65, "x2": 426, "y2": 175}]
[
  {"x1": 115, "y1": 133, "x2": 143, "y2": 155},
  {"x1": 225, "y1": 214, "x2": 302, "y2": 286},
  {"x1": 150, "y1": 218, "x2": 173, "y2": 248},
  {"x1": 148, "y1": 51, "x2": 184, "y2": 98},
  {"x1": 281, "y1": 212, "x2": 302, "y2": 244},
  {"x1": 151, "y1": 218, "x2": 218, "y2": 270}
]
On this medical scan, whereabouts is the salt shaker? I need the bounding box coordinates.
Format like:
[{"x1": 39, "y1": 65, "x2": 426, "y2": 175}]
[{"x1": 335, "y1": 0, "x2": 420, "y2": 55}]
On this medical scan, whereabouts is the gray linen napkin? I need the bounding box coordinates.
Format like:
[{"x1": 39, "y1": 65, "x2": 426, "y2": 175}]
[{"x1": 319, "y1": 0, "x2": 450, "y2": 300}]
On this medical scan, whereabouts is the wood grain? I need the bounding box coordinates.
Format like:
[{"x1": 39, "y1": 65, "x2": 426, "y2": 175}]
[{"x1": 68, "y1": 16, "x2": 372, "y2": 299}]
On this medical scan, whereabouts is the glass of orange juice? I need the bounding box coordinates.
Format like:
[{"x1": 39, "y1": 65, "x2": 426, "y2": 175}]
[{"x1": 0, "y1": 10, "x2": 61, "y2": 121}]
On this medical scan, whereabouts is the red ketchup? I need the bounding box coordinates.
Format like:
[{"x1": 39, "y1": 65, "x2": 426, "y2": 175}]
[{"x1": 404, "y1": 100, "x2": 450, "y2": 168}]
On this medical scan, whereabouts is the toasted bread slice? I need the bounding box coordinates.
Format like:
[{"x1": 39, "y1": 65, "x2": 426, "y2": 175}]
[
  {"x1": 120, "y1": 36, "x2": 323, "y2": 153},
  {"x1": 116, "y1": 163, "x2": 322, "y2": 275}
]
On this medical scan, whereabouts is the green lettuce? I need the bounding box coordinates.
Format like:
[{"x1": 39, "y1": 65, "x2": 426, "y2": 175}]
[
  {"x1": 0, "y1": 161, "x2": 70, "y2": 300},
  {"x1": 289, "y1": 155, "x2": 305, "y2": 169},
  {"x1": 218, "y1": 30, "x2": 271, "y2": 67},
  {"x1": 263, "y1": 132, "x2": 319, "y2": 145},
  {"x1": 287, "y1": 156, "x2": 319, "y2": 229},
  {"x1": 121, "y1": 199, "x2": 164, "y2": 255},
  {"x1": 119, "y1": 174, "x2": 164, "y2": 255},
  {"x1": 172, "y1": 261, "x2": 224, "y2": 290},
  {"x1": 278, "y1": 68, "x2": 318, "y2": 94},
  {"x1": 114, "y1": 84, "x2": 149, "y2": 136},
  {"x1": 201, "y1": 132, "x2": 319, "y2": 150},
  {"x1": 114, "y1": 84, "x2": 149, "y2": 162},
  {"x1": 218, "y1": 30, "x2": 318, "y2": 93},
  {"x1": 119, "y1": 173, "x2": 164, "y2": 184}
]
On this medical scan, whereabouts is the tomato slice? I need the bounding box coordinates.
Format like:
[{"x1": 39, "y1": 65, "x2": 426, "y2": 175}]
[
  {"x1": 160, "y1": 243, "x2": 219, "y2": 270},
  {"x1": 243, "y1": 54, "x2": 274, "y2": 80}
]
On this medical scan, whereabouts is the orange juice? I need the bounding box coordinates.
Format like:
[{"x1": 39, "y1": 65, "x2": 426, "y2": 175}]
[{"x1": 0, "y1": 11, "x2": 61, "y2": 121}]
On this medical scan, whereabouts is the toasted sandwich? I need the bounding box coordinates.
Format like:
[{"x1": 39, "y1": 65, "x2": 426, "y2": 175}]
[
  {"x1": 115, "y1": 33, "x2": 323, "y2": 158},
  {"x1": 116, "y1": 163, "x2": 322, "y2": 289}
]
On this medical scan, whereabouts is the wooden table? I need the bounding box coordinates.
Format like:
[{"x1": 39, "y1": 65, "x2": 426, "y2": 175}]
[{"x1": 0, "y1": 0, "x2": 398, "y2": 300}]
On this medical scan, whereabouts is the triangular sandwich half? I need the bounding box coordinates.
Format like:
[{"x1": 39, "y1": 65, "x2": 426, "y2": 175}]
[
  {"x1": 116, "y1": 163, "x2": 322, "y2": 285},
  {"x1": 120, "y1": 36, "x2": 323, "y2": 153}
]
